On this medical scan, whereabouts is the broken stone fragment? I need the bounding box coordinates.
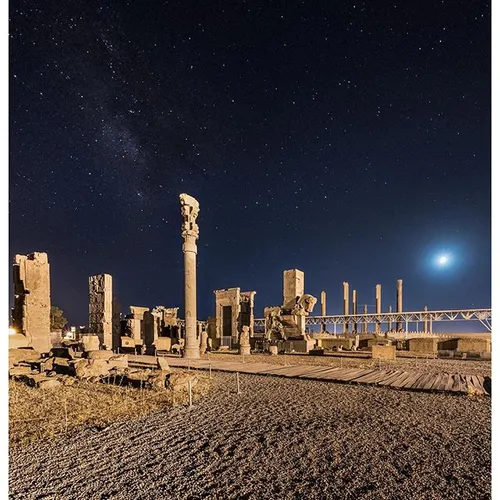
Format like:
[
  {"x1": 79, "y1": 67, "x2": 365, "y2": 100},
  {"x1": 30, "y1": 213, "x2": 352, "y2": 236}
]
[
  {"x1": 168, "y1": 372, "x2": 198, "y2": 393},
  {"x1": 81, "y1": 335, "x2": 100, "y2": 352},
  {"x1": 49, "y1": 347, "x2": 76, "y2": 360},
  {"x1": 38, "y1": 378, "x2": 62, "y2": 390},
  {"x1": 9, "y1": 366, "x2": 34, "y2": 377},
  {"x1": 85, "y1": 350, "x2": 115, "y2": 360},
  {"x1": 148, "y1": 372, "x2": 168, "y2": 390},
  {"x1": 156, "y1": 357, "x2": 171, "y2": 372},
  {"x1": 40, "y1": 357, "x2": 54, "y2": 372},
  {"x1": 9, "y1": 348, "x2": 41, "y2": 369}
]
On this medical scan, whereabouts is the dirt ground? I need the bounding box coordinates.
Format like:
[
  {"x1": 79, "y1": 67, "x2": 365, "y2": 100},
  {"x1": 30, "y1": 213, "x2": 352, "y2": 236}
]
[
  {"x1": 203, "y1": 351, "x2": 491, "y2": 377},
  {"x1": 9, "y1": 372, "x2": 490, "y2": 500}
]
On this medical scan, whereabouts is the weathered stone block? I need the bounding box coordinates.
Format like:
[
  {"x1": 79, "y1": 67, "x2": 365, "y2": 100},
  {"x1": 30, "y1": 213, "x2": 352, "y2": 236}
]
[
  {"x1": 155, "y1": 337, "x2": 172, "y2": 352},
  {"x1": 9, "y1": 348, "x2": 41, "y2": 368},
  {"x1": 86, "y1": 350, "x2": 114, "y2": 360},
  {"x1": 81, "y1": 335, "x2": 100, "y2": 352},
  {"x1": 38, "y1": 377, "x2": 62, "y2": 390},
  {"x1": 157, "y1": 357, "x2": 171, "y2": 372},
  {"x1": 9, "y1": 366, "x2": 34, "y2": 377},
  {"x1": 371, "y1": 345, "x2": 396, "y2": 360},
  {"x1": 50, "y1": 347, "x2": 75, "y2": 359},
  {"x1": 319, "y1": 338, "x2": 355, "y2": 350},
  {"x1": 168, "y1": 372, "x2": 198, "y2": 392},
  {"x1": 12, "y1": 252, "x2": 52, "y2": 353},
  {"x1": 408, "y1": 338, "x2": 437, "y2": 354}
]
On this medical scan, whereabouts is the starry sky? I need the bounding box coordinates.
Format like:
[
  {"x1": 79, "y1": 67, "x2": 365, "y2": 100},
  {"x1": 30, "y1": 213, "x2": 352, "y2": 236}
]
[{"x1": 9, "y1": 0, "x2": 490, "y2": 330}]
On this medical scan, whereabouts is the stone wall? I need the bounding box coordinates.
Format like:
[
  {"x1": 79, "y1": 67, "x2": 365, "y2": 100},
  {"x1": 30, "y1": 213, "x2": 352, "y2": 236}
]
[{"x1": 12, "y1": 252, "x2": 51, "y2": 353}]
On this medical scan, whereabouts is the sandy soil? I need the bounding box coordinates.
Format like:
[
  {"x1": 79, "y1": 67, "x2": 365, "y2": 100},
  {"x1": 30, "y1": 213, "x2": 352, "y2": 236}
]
[
  {"x1": 9, "y1": 372, "x2": 490, "y2": 500},
  {"x1": 204, "y1": 352, "x2": 492, "y2": 377}
]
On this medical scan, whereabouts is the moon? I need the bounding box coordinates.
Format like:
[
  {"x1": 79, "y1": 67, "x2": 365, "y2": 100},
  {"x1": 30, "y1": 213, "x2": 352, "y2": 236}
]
[{"x1": 436, "y1": 253, "x2": 451, "y2": 267}]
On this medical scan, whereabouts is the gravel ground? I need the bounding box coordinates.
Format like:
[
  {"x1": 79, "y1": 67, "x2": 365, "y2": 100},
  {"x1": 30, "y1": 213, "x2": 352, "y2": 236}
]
[
  {"x1": 9, "y1": 373, "x2": 490, "y2": 500},
  {"x1": 205, "y1": 352, "x2": 492, "y2": 377}
]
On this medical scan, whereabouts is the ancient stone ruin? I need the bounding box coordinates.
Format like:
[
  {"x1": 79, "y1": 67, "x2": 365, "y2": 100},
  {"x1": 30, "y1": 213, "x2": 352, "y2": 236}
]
[
  {"x1": 11, "y1": 252, "x2": 52, "y2": 353},
  {"x1": 88, "y1": 274, "x2": 115, "y2": 350},
  {"x1": 263, "y1": 269, "x2": 317, "y2": 352},
  {"x1": 213, "y1": 288, "x2": 256, "y2": 349}
]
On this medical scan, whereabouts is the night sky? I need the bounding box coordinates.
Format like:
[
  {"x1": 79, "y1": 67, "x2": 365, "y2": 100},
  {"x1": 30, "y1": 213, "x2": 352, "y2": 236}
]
[{"x1": 9, "y1": 1, "x2": 491, "y2": 329}]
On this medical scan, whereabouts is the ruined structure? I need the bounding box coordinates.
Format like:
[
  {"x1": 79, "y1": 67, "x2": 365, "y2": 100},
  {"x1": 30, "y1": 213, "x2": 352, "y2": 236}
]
[
  {"x1": 121, "y1": 305, "x2": 179, "y2": 352},
  {"x1": 12, "y1": 252, "x2": 51, "y2": 353},
  {"x1": 375, "y1": 284, "x2": 382, "y2": 334},
  {"x1": 264, "y1": 269, "x2": 317, "y2": 351},
  {"x1": 151, "y1": 306, "x2": 179, "y2": 351},
  {"x1": 343, "y1": 282, "x2": 349, "y2": 333},
  {"x1": 126, "y1": 306, "x2": 152, "y2": 347},
  {"x1": 180, "y1": 193, "x2": 200, "y2": 359},
  {"x1": 320, "y1": 290, "x2": 327, "y2": 333},
  {"x1": 213, "y1": 288, "x2": 256, "y2": 349},
  {"x1": 396, "y1": 279, "x2": 403, "y2": 331},
  {"x1": 89, "y1": 274, "x2": 113, "y2": 349}
]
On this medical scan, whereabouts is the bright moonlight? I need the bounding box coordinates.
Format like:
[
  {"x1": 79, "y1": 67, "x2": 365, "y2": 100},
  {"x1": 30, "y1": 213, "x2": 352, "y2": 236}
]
[{"x1": 436, "y1": 253, "x2": 451, "y2": 267}]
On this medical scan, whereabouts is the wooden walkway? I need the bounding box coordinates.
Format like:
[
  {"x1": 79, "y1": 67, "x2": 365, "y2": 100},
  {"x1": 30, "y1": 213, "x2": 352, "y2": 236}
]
[{"x1": 129, "y1": 355, "x2": 490, "y2": 396}]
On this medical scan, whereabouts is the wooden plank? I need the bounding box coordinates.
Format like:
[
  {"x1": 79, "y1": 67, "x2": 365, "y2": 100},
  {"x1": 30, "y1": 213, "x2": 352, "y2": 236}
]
[
  {"x1": 434, "y1": 373, "x2": 450, "y2": 392},
  {"x1": 349, "y1": 369, "x2": 384, "y2": 384},
  {"x1": 390, "y1": 372, "x2": 415, "y2": 388},
  {"x1": 377, "y1": 371, "x2": 405, "y2": 386},
  {"x1": 401, "y1": 372, "x2": 424, "y2": 389},
  {"x1": 328, "y1": 368, "x2": 369, "y2": 381},
  {"x1": 299, "y1": 367, "x2": 342, "y2": 379},
  {"x1": 411, "y1": 373, "x2": 434, "y2": 391},
  {"x1": 443, "y1": 374, "x2": 455, "y2": 392},
  {"x1": 407, "y1": 373, "x2": 430, "y2": 390},
  {"x1": 470, "y1": 375, "x2": 486, "y2": 395}
]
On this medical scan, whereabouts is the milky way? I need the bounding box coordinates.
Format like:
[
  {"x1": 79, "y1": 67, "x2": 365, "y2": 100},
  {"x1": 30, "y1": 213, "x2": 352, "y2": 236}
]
[{"x1": 10, "y1": 1, "x2": 490, "y2": 327}]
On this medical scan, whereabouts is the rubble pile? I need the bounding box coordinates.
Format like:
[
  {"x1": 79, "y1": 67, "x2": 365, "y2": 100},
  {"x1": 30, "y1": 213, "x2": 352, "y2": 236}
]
[{"x1": 8, "y1": 347, "x2": 198, "y2": 392}]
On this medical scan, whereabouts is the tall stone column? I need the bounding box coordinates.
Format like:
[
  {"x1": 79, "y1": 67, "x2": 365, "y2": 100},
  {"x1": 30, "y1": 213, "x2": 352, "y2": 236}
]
[
  {"x1": 180, "y1": 193, "x2": 200, "y2": 359},
  {"x1": 343, "y1": 282, "x2": 349, "y2": 334},
  {"x1": 388, "y1": 305, "x2": 393, "y2": 331},
  {"x1": 362, "y1": 304, "x2": 368, "y2": 334},
  {"x1": 320, "y1": 290, "x2": 327, "y2": 333},
  {"x1": 375, "y1": 284, "x2": 382, "y2": 334},
  {"x1": 352, "y1": 289, "x2": 357, "y2": 333},
  {"x1": 396, "y1": 279, "x2": 403, "y2": 331}
]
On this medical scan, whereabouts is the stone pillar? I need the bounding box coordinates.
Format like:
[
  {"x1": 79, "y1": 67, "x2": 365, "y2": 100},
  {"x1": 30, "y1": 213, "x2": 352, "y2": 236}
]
[
  {"x1": 424, "y1": 305, "x2": 428, "y2": 334},
  {"x1": 352, "y1": 289, "x2": 358, "y2": 333},
  {"x1": 375, "y1": 284, "x2": 382, "y2": 334},
  {"x1": 362, "y1": 304, "x2": 368, "y2": 334},
  {"x1": 388, "y1": 305, "x2": 393, "y2": 332},
  {"x1": 320, "y1": 290, "x2": 327, "y2": 332},
  {"x1": 396, "y1": 279, "x2": 403, "y2": 331},
  {"x1": 89, "y1": 274, "x2": 113, "y2": 349},
  {"x1": 12, "y1": 252, "x2": 52, "y2": 353},
  {"x1": 283, "y1": 269, "x2": 304, "y2": 309},
  {"x1": 343, "y1": 282, "x2": 349, "y2": 334},
  {"x1": 180, "y1": 193, "x2": 200, "y2": 359}
]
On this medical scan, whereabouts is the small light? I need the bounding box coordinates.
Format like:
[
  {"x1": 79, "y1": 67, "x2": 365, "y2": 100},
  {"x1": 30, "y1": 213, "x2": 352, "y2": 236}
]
[{"x1": 9, "y1": 327, "x2": 17, "y2": 336}]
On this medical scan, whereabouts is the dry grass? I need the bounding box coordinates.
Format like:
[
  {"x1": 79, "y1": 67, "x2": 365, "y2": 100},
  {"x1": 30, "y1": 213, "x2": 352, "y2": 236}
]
[{"x1": 9, "y1": 370, "x2": 211, "y2": 448}]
